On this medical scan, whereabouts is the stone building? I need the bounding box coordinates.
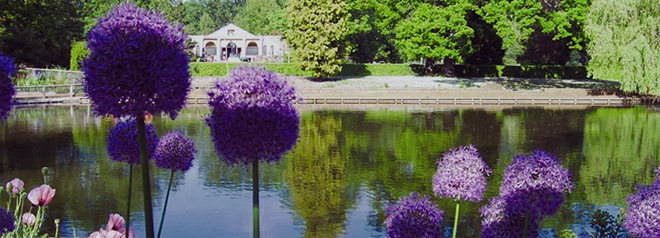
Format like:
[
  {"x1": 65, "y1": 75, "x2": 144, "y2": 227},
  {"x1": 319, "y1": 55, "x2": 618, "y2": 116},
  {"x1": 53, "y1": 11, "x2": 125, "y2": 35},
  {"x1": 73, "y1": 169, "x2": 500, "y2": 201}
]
[{"x1": 188, "y1": 23, "x2": 288, "y2": 62}]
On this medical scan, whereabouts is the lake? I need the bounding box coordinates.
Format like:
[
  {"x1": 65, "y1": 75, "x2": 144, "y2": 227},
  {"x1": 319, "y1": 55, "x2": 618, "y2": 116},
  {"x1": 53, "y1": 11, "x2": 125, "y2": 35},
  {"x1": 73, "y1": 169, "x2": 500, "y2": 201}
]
[{"x1": 0, "y1": 106, "x2": 658, "y2": 237}]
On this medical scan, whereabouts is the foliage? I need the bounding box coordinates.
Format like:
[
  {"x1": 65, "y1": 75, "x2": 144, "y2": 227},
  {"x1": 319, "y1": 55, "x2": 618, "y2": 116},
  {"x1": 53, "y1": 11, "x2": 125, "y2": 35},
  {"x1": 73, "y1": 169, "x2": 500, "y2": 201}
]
[
  {"x1": 286, "y1": 0, "x2": 349, "y2": 78},
  {"x1": 394, "y1": 3, "x2": 475, "y2": 65},
  {"x1": 69, "y1": 41, "x2": 88, "y2": 71},
  {"x1": 181, "y1": 0, "x2": 246, "y2": 35},
  {"x1": 189, "y1": 62, "x2": 415, "y2": 77},
  {"x1": 233, "y1": 0, "x2": 287, "y2": 35},
  {"x1": 0, "y1": 0, "x2": 83, "y2": 68},
  {"x1": 0, "y1": 54, "x2": 15, "y2": 120},
  {"x1": 585, "y1": 0, "x2": 660, "y2": 95},
  {"x1": 590, "y1": 208, "x2": 626, "y2": 237},
  {"x1": 0, "y1": 176, "x2": 59, "y2": 237}
]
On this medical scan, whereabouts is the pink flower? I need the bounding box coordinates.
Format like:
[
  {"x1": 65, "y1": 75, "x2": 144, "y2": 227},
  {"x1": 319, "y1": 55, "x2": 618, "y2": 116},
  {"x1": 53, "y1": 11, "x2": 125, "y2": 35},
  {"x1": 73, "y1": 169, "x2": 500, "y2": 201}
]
[
  {"x1": 88, "y1": 229, "x2": 124, "y2": 238},
  {"x1": 5, "y1": 178, "x2": 23, "y2": 195},
  {"x1": 89, "y1": 213, "x2": 134, "y2": 238},
  {"x1": 21, "y1": 213, "x2": 35, "y2": 226},
  {"x1": 105, "y1": 214, "x2": 125, "y2": 233},
  {"x1": 27, "y1": 185, "x2": 56, "y2": 206}
]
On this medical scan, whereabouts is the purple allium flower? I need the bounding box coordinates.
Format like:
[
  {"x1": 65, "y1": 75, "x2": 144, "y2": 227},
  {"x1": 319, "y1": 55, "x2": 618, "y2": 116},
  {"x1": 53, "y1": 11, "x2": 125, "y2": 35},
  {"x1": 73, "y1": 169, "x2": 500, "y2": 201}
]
[
  {"x1": 433, "y1": 145, "x2": 491, "y2": 202},
  {"x1": 6, "y1": 178, "x2": 24, "y2": 195},
  {"x1": 0, "y1": 207, "x2": 14, "y2": 234},
  {"x1": 385, "y1": 192, "x2": 444, "y2": 238},
  {"x1": 206, "y1": 66, "x2": 299, "y2": 164},
  {"x1": 107, "y1": 119, "x2": 159, "y2": 164},
  {"x1": 154, "y1": 131, "x2": 197, "y2": 172},
  {"x1": 83, "y1": 3, "x2": 190, "y2": 119},
  {"x1": 623, "y1": 173, "x2": 660, "y2": 238},
  {"x1": 0, "y1": 54, "x2": 16, "y2": 120},
  {"x1": 500, "y1": 150, "x2": 573, "y2": 217},
  {"x1": 480, "y1": 196, "x2": 540, "y2": 238}
]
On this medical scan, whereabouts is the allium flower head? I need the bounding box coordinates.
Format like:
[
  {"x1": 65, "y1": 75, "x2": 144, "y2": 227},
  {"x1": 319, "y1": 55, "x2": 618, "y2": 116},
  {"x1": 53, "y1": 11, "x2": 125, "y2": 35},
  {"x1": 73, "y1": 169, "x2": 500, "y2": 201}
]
[
  {"x1": 385, "y1": 192, "x2": 444, "y2": 238},
  {"x1": 107, "y1": 119, "x2": 159, "y2": 164},
  {"x1": 0, "y1": 207, "x2": 14, "y2": 234},
  {"x1": 500, "y1": 150, "x2": 573, "y2": 216},
  {"x1": 623, "y1": 176, "x2": 660, "y2": 238},
  {"x1": 6, "y1": 178, "x2": 24, "y2": 195},
  {"x1": 27, "y1": 184, "x2": 56, "y2": 206},
  {"x1": 83, "y1": 3, "x2": 190, "y2": 119},
  {"x1": 433, "y1": 145, "x2": 491, "y2": 202},
  {"x1": 0, "y1": 53, "x2": 16, "y2": 120},
  {"x1": 480, "y1": 196, "x2": 540, "y2": 238},
  {"x1": 206, "y1": 66, "x2": 299, "y2": 164},
  {"x1": 155, "y1": 131, "x2": 197, "y2": 172}
]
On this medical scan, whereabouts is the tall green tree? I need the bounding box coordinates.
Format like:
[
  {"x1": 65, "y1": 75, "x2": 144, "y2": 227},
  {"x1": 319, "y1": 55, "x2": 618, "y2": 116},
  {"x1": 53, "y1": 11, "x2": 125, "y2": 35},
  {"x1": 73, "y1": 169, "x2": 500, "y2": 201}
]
[
  {"x1": 182, "y1": 0, "x2": 246, "y2": 35},
  {"x1": 197, "y1": 12, "x2": 216, "y2": 34},
  {"x1": 394, "y1": 2, "x2": 475, "y2": 75},
  {"x1": 286, "y1": 0, "x2": 348, "y2": 78},
  {"x1": 234, "y1": 0, "x2": 287, "y2": 35},
  {"x1": 586, "y1": 0, "x2": 660, "y2": 95},
  {"x1": 480, "y1": 0, "x2": 590, "y2": 65}
]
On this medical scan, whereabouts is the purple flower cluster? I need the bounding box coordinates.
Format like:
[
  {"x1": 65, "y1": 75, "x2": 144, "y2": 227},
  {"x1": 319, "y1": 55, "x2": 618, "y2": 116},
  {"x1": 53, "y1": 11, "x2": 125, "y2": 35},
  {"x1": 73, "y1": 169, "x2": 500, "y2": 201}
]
[
  {"x1": 206, "y1": 66, "x2": 299, "y2": 164},
  {"x1": 623, "y1": 168, "x2": 660, "y2": 238},
  {"x1": 107, "y1": 119, "x2": 159, "y2": 164},
  {"x1": 83, "y1": 3, "x2": 190, "y2": 119},
  {"x1": 155, "y1": 131, "x2": 197, "y2": 172},
  {"x1": 385, "y1": 192, "x2": 444, "y2": 238},
  {"x1": 481, "y1": 150, "x2": 573, "y2": 237},
  {"x1": 433, "y1": 145, "x2": 491, "y2": 202},
  {"x1": 0, "y1": 207, "x2": 14, "y2": 234},
  {"x1": 0, "y1": 54, "x2": 16, "y2": 120}
]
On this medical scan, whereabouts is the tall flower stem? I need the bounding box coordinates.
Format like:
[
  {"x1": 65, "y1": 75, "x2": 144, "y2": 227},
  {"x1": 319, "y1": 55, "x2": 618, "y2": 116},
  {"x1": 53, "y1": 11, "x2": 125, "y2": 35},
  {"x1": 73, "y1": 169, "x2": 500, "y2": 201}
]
[
  {"x1": 137, "y1": 118, "x2": 155, "y2": 238},
  {"x1": 126, "y1": 164, "x2": 133, "y2": 238},
  {"x1": 157, "y1": 170, "x2": 174, "y2": 238},
  {"x1": 253, "y1": 161, "x2": 260, "y2": 238},
  {"x1": 452, "y1": 196, "x2": 461, "y2": 238}
]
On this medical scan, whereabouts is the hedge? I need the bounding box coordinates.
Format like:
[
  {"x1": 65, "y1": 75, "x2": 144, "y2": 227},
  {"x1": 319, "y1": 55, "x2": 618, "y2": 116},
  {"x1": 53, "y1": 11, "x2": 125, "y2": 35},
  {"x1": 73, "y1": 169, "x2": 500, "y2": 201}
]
[{"x1": 190, "y1": 62, "x2": 589, "y2": 79}]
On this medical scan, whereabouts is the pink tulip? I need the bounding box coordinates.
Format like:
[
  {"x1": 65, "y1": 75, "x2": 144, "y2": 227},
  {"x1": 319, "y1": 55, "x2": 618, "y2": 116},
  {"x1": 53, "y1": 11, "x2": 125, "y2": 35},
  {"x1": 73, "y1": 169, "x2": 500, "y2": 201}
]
[
  {"x1": 6, "y1": 178, "x2": 24, "y2": 195},
  {"x1": 105, "y1": 213, "x2": 125, "y2": 233},
  {"x1": 27, "y1": 184, "x2": 56, "y2": 206},
  {"x1": 21, "y1": 213, "x2": 36, "y2": 226}
]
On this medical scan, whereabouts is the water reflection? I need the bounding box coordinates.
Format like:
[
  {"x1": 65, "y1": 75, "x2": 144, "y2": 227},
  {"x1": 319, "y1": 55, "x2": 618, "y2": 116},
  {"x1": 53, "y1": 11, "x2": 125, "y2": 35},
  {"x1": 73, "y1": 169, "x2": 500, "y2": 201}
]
[{"x1": 0, "y1": 106, "x2": 657, "y2": 237}]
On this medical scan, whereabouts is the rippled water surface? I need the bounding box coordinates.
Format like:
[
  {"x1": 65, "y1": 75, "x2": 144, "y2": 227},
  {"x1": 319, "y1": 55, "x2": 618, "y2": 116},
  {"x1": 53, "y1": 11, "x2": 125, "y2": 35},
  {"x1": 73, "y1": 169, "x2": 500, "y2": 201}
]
[{"x1": 0, "y1": 106, "x2": 658, "y2": 237}]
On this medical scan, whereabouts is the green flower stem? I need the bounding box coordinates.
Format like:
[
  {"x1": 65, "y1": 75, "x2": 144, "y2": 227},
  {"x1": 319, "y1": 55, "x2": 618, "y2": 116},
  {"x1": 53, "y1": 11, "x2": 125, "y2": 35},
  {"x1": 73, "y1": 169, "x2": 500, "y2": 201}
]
[
  {"x1": 452, "y1": 196, "x2": 461, "y2": 238},
  {"x1": 522, "y1": 210, "x2": 530, "y2": 238},
  {"x1": 55, "y1": 219, "x2": 60, "y2": 238},
  {"x1": 157, "y1": 170, "x2": 174, "y2": 238},
  {"x1": 253, "y1": 161, "x2": 260, "y2": 238},
  {"x1": 126, "y1": 164, "x2": 133, "y2": 238},
  {"x1": 137, "y1": 118, "x2": 155, "y2": 238}
]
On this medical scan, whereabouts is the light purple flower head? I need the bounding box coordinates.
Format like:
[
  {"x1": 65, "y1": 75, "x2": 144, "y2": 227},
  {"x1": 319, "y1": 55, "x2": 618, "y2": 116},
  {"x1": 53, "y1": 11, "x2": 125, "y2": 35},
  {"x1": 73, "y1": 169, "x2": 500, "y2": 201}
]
[
  {"x1": 5, "y1": 178, "x2": 24, "y2": 195},
  {"x1": 385, "y1": 192, "x2": 444, "y2": 238},
  {"x1": 206, "y1": 66, "x2": 299, "y2": 165},
  {"x1": 83, "y1": 3, "x2": 190, "y2": 119},
  {"x1": 623, "y1": 171, "x2": 660, "y2": 238},
  {"x1": 155, "y1": 131, "x2": 197, "y2": 172},
  {"x1": 500, "y1": 150, "x2": 573, "y2": 216},
  {"x1": 107, "y1": 119, "x2": 159, "y2": 164},
  {"x1": 0, "y1": 54, "x2": 16, "y2": 120},
  {"x1": 433, "y1": 145, "x2": 491, "y2": 202},
  {"x1": 0, "y1": 207, "x2": 14, "y2": 234}
]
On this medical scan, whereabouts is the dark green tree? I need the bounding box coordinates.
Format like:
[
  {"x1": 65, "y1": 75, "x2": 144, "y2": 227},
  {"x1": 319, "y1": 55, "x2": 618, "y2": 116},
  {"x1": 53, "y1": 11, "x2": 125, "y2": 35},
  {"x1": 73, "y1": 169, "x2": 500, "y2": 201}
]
[
  {"x1": 234, "y1": 0, "x2": 287, "y2": 35},
  {"x1": 286, "y1": 0, "x2": 348, "y2": 78},
  {"x1": 585, "y1": 0, "x2": 660, "y2": 95}
]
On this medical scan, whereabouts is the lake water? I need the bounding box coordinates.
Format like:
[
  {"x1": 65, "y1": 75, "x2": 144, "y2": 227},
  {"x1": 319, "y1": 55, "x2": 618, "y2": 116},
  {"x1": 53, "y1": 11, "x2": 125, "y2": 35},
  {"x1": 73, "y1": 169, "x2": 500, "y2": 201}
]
[{"x1": 0, "y1": 106, "x2": 658, "y2": 237}]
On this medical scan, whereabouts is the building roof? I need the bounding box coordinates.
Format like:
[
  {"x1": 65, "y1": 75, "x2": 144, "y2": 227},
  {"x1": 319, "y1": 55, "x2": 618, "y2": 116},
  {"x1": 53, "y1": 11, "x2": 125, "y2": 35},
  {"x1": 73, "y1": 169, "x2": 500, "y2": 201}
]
[{"x1": 207, "y1": 23, "x2": 258, "y2": 39}]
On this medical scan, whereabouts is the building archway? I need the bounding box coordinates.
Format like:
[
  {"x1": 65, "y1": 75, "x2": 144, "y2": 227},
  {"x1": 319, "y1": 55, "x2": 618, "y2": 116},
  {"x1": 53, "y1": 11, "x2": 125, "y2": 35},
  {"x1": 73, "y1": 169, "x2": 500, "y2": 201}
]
[
  {"x1": 246, "y1": 42, "x2": 258, "y2": 56},
  {"x1": 204, "y1": 42, "x2": 217, "y2": 57},
  {"x1": 226, "y1": 42, "x2": 238, "y2": 59}
]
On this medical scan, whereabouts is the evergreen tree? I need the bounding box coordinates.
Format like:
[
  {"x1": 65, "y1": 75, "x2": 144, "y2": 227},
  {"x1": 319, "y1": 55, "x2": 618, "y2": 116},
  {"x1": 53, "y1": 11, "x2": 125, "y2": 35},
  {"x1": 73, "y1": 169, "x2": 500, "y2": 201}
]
[
  {"x1": 585, "y1": 0, "x2": 660, "y2": 95},
  {"x1": 286, "y1": 0, "x2": 348, "y2": 78},
  {"x1": 198, "y1": 12, "x2": 216, "y2": 34},
  {"x1": 234, "y1": 0, "x2": 287, "y2": 35}
]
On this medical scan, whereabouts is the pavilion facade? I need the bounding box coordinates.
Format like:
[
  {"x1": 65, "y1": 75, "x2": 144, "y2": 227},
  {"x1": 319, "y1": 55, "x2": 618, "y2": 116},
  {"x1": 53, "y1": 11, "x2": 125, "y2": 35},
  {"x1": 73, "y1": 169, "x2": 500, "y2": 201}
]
[{"x1": 188, "y1": 24, "x2": 288, "y2": 62}]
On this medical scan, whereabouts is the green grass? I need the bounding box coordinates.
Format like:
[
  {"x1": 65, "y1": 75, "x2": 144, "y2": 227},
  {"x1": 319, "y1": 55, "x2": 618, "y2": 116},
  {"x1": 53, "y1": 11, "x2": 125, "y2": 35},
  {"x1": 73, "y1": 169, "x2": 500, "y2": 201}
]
[{"x1": 189, "y1": 62, "x2": 413, "y2": 77}]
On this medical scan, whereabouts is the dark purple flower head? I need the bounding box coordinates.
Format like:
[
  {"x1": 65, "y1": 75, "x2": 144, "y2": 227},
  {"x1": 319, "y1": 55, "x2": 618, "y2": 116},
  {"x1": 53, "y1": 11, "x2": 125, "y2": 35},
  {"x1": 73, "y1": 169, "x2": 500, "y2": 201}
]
[
  {"x1": 385, "y1": 192, "x2": 444, "y2": 238},
  {"x1": 206, "y1": 66, "x2": 299, "y2": 165},
  {"x1": 0, "y1": 207, "x2": 15, "y2": 234},
  {"x1": 499, "y1": 150, "x2": 573, "y2": 216},
  {"x1": 624, "y1": 176, "x2": 660, "y2": 238},
  {"x1": 433, "y1": 145, "x2": 491, "y2": 202},
  {"x1": 107, "y1": 119, "x2": 159, "y2": 164},
  {"x1": 83, "y1": 3, "x2": 190, "y2": 119},
  {"x1": 155, "y1": 131, "x2": 197, "y2": 172},
  {"x1": 0, "y1": 54, "x2": 16, "y2": 120},
  {"x1": 480, "y1": 196, "x2": 540, "y2": 238}
]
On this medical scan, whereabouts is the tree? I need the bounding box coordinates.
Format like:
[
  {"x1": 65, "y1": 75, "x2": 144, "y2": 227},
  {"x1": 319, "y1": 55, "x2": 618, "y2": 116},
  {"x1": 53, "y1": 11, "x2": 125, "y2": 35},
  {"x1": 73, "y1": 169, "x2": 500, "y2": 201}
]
[
  {"x1": 234, "y1": 0, "x2": 287, "y2": 35},
  {"x1": 585, "y1": 0, "x2": 660, "y2": 95},
  {"x1": 197, "y1": 12, "x2": 216, "y2": 34},
  {"x1": 286, "y1": 0, "x2": 348, "y2": 78},
  {"x1": 479, "y1": 0, "x2": 590, "y2": 65},
  {"x1": 394, "y1": 2, "x2": 475, "y2": 75},
  {"x1": 181, "y1": 0, "x2": 246, "y2": 35},
  {"x1": 69, "y1": 41, "x2": 89, "y2": 71}
]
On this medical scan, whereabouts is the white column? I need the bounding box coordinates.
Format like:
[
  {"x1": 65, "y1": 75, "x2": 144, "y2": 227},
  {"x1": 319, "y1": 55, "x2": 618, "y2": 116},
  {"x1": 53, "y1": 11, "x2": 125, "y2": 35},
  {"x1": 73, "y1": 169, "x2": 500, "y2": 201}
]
[{"x1": 216, "y1": 39, "x2": 221, "y2": 61}]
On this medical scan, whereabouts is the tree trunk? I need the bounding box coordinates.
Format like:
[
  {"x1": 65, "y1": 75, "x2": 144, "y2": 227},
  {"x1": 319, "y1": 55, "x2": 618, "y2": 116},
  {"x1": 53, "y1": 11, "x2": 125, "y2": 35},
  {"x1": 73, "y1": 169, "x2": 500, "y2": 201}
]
[{"x1": 442, "y1": 57, "x2": 456, "y2": 77}]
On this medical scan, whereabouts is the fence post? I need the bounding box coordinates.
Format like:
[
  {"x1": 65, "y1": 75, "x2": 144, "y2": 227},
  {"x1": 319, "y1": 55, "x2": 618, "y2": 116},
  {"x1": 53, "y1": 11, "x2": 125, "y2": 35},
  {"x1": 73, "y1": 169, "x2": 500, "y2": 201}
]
[{"x1": 70, "y1": 84, "x2": 74, "y2": 97}]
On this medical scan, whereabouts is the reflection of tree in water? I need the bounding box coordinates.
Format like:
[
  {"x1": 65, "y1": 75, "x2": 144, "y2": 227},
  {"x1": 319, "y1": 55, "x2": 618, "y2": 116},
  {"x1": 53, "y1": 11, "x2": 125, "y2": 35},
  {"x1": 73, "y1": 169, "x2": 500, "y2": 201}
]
[
  {"x1": 284, "y1": 111, "x2": 357, "y2": 238},
  {"x1": 580, "y1": 107, "x2": 660, "y2": 205}
]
